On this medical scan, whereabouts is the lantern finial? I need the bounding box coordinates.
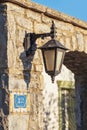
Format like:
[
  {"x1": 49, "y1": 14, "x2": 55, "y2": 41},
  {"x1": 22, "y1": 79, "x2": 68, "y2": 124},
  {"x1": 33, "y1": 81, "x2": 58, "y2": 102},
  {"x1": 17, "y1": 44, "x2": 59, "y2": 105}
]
[
  {"x1": 50, "y1": 21, "x2": 57, "y2": 39},
  {"x1": 51, "y1": 75, "x2": 55, "y2": 83}
]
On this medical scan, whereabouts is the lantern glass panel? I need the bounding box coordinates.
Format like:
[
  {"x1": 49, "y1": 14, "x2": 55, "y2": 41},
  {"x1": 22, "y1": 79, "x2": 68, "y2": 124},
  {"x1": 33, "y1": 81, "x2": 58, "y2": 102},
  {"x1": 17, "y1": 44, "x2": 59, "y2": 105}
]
[
  {"x1": 44, "y1": 49, "x2": 55, "y2": 71},
  {"x1": 56, "y1": 48, "x2": 65, "y2": 72}
]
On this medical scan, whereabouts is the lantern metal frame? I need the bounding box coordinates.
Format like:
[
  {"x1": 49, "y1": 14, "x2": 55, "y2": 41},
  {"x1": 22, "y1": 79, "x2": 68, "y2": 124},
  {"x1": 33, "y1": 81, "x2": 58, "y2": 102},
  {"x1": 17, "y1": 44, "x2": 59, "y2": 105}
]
[
  {"x1": 40, "y1": 48, "x2": 65, "y2": 83},
  {"x1": 38, "y1": 39, "x2": 68, "y2": 83},
  {"x1": 23, "y1": 21, "x2": 68, "y2": 83}
]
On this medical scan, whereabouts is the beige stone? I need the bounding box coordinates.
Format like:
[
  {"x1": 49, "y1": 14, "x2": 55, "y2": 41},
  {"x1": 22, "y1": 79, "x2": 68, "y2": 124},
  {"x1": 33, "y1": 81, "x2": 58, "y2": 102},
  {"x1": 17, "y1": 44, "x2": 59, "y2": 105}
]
[
  {"x1": 34, "y1": 64, "x2": 43, "y2": 72},
  {"x1": 7, "y1": 3, "x2": 25, "y2": 15},
  {"x1": 84, "y1": 36, "x2": 87, "y2": 53},
  {"x1": 65, "y1": 37, "x2": 71, "y2": 49},
  {"x1": 26, "y1": 10, "x2": 41, "y2": 22},
  {"x1": 34, "y1": 22, "x2": 50, "y2": 33},
  {"x1": 76, "y1": 33, "x2": 84, "y2": 51},
  {"x1": 9, "y1": 115, "x2": 29, "y2": 130},
  {"x1": 42, "y1": 14, "x2": 52, "y2": 24},
  {"x1": 55, "y1": 21, "x2": 75, "y2": 32},
  {"x1": 71, "y1": 35, "x2": 78, "y2": 50},
  {"x1": 15, "y1": 15, "x2": 33, "y2": 30}
]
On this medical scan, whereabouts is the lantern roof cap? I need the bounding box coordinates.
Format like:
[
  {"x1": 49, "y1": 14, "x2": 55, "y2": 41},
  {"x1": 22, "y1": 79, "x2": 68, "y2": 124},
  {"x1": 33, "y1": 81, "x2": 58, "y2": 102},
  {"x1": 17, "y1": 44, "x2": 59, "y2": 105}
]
[{"x1": 39, "y1": 39, "x2": 68, "y2": 50}]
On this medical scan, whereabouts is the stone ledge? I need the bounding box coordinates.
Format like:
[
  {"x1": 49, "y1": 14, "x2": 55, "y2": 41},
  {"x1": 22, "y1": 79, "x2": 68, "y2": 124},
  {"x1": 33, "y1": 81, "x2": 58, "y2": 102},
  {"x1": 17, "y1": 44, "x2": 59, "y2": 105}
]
[
  {"x1": 0, "y1": 0, "x2": 87, "y2": 30},
  {"x1": 0, "y1": 0, "x2": 47, "y2": 12}
]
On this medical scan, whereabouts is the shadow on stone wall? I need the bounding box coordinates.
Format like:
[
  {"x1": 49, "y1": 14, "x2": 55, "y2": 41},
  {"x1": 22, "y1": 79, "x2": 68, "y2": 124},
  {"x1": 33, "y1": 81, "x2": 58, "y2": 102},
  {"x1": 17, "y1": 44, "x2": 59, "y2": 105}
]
[
  {"x1": 20, "y1": 52, "x2": 31, "y2": 89},
  {"x1": 64, "y1": 51, "x2": 87, "y2": 75},
  {"x1": 0, "y1": 71, "x2": 9, "y2": 129},
  {"x1": 20, "y1": 35, "x2": 35, "y2": 89},
  {"x1": 0, "y1": 5, "x2": 9, "y2": 129}
]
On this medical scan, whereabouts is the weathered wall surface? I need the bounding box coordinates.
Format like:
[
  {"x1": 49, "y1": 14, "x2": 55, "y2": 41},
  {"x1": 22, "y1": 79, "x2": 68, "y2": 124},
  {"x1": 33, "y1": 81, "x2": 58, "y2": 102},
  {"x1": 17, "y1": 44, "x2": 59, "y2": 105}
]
[
  {"x1": 43, "y1": 65, "x2": 74, "y2": 130},
  {"x1": 0, "y1": 3, "x2": 9, "y2": 130},
  {"x1": 0, "y1": 0, "x2": 87, "y2": 130},
  {"x1": 6, "y1": 2, "x2": 43, "y2": 130}
]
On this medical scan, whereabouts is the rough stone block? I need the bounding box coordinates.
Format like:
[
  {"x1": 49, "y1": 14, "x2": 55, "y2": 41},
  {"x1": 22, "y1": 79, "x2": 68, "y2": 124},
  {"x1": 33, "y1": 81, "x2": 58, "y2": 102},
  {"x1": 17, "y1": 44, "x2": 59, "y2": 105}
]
[
  {"x1": 15, "y1": 16, "x2": 33, "y2": 30},
  {"x1": 26, "y1": 10, "x2": 41, "y2": 22},
  {"x1": 34, "y1": 64, "x2": 43, "y2": 72},
  {"x1": 9, "y1": 115, "x2": 29, "y2": 130},
  {"x1": 76, "y1": 33, "x2": 84, "y2": 51},
  {"x1": 7, "y1": 3, "x2": 25, "y2": 15},
  {"x1": 84, "y1": 36, "x2": 87, "y2": 53},
  {"x1": 34, "y1": 22, "x2": 50, "y2": 33},
  {"x1": 42, "y1": 14, "x2": 52, "y2": 24},
  {"x1": 55, "y1": 21, "x2": 74, "y2": 32},
  {"x1": 9, "y1": 76, "x2": 28, "y2": 90}
]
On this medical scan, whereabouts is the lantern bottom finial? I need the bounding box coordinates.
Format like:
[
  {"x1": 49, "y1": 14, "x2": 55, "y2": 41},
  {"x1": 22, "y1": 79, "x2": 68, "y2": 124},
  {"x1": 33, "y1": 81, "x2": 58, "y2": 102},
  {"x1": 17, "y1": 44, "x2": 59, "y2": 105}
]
[{"x1": 51, "y1": 75, "x2": 55, "y2": 83}]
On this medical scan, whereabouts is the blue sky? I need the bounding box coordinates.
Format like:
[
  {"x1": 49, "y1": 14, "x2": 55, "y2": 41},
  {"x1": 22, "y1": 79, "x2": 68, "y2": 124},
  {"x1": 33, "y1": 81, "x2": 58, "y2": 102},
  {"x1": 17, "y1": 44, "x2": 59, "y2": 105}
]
[{"x1": 32, "y1": 0, "x2": 87, "y2": 22}]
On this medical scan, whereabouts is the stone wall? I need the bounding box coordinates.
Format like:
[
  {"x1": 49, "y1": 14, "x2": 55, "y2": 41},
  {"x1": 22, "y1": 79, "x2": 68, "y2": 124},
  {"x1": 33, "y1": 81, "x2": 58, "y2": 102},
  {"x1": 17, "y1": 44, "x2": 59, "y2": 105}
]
[
  {"x1": 0, "y1": 0, "x2": 87, "y2": 130},
  {"x1": 6, "y1": 2, "x2": 43, "y2": 130}
]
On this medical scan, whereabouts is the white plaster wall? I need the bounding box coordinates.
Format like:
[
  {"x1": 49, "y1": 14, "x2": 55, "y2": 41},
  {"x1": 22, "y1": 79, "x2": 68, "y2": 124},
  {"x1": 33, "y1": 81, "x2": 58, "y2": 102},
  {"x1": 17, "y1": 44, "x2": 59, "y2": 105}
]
[
  {"x1": 56, "y1": 65, "x2": 74, "y2": 81},
  {"x1": 42, "y1": 65, "x2": 74, "y2": 130}
]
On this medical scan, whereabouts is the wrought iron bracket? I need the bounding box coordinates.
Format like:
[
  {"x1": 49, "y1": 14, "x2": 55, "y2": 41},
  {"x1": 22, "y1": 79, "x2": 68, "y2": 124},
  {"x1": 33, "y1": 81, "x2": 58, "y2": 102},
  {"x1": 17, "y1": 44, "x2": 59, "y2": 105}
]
[{"x1": 23, "y1": 21, "x2": 57, "y2": 57}]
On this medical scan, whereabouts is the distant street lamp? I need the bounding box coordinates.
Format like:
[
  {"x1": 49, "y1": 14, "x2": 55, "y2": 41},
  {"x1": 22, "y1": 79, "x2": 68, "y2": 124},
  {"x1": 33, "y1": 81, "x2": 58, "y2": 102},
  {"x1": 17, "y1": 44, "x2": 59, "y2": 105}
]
[{"x1": 24, "y1": 21, "x2": 68, "y2": 83}]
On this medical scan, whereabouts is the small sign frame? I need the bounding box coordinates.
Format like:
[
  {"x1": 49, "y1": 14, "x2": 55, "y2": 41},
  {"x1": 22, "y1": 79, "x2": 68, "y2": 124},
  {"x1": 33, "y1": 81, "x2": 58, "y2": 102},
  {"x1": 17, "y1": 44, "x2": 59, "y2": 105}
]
[{"x1": 9, "y1": 90, "x2": 30, "y2": 113}]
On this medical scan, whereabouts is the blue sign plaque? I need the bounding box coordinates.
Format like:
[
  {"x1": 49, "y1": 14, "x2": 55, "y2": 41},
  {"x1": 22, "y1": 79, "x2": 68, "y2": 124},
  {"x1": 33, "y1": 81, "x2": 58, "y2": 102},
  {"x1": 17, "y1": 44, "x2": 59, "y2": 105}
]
[{"x1": 14, "y1": 94, "x2": 27, "y2": 108}]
